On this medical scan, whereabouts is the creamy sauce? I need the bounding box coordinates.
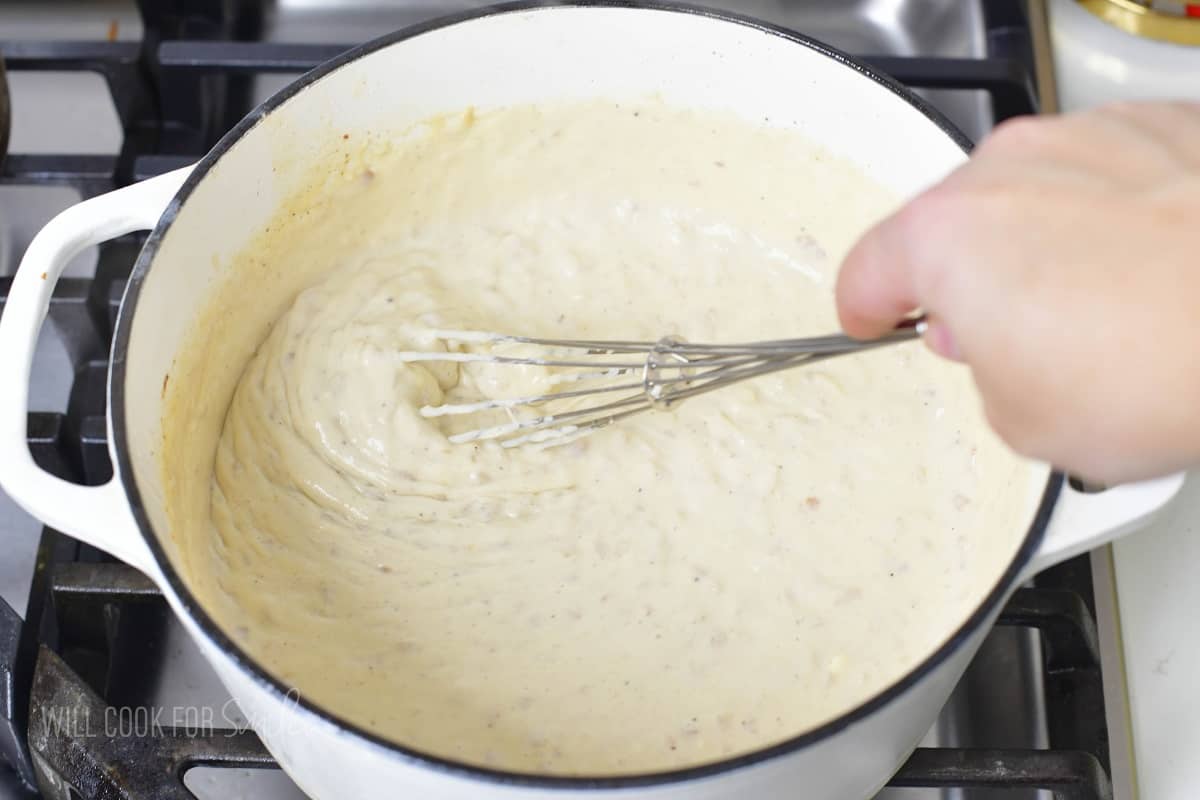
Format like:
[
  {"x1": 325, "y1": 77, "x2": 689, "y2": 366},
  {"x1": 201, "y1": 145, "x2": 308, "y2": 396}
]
[{"x1": 180, "y1": 102, "x2": 1034, "y2": 775}]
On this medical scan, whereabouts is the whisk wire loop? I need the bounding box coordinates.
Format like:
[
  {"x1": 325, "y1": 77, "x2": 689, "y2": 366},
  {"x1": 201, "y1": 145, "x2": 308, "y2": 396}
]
[{"x1": 407, "y1": 318, "x2": 925, "y2": 447}]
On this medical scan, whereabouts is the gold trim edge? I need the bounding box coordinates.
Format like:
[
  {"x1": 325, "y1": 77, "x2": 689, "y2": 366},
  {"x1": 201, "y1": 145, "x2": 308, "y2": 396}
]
[{"x1": 1078, "y1": 0, "x2": 1200, "y2": 45}]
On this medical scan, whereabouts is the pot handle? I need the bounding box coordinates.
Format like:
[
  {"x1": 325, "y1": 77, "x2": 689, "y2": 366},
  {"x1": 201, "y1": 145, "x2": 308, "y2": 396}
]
[
  {"x1": 1025, "y1": 472, "x2": 1186, "y2": 578},
  {"x1": 0, "y1": 167, "x2": 193, "y2": 575}
]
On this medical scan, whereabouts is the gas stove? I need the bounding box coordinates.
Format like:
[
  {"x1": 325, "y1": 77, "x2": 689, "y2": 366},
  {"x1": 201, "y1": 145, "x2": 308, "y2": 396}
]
[{"x1": 0, "y1": 2, "x2": 1133, "y2": 799}]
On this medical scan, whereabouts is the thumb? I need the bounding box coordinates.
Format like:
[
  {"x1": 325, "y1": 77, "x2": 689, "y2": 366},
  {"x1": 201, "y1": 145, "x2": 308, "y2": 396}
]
[{"x1": 835, "y1": 211, "x2": 922, "y2": 340}]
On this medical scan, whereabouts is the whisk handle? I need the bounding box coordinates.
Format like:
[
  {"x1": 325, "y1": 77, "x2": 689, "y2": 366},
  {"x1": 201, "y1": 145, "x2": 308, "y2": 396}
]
[{"x1": 834, "y1": 314, "x2": 927, "y2": 354}]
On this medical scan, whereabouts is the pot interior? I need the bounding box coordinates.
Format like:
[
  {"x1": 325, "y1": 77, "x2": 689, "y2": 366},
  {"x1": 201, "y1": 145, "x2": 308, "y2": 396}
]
[{"x1": 117, "y1": 2, "x2": 1052, "y2": 778}]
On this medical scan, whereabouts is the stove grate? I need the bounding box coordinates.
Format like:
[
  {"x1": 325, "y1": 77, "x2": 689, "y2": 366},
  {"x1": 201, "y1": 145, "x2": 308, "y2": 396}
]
[{"x1": 1, "y1": 561, "x2": 1116, "y2": 800}]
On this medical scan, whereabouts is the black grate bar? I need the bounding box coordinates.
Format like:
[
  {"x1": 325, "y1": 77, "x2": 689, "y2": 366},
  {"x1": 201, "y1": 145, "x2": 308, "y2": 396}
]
[
  {"x1": 26, "y1": 414, "x2": 76, "y2": 482},
  {"x1": 158, "y1": 40, "x2": 348, "y2": 73},
  {"x1": 151, "y1": 43, "x2": 1038, "y2": 125},
  {"x1": 0, "y1": 40, "x2": 151, "y2": 133},
  {"x1": 862, "y1": 56, "x2": 1029, "y2": 91},
  {"x1": 0, "y1": 40, "x2": 140, "y2": 71},
  {"x1": 997, "y1": 587, "x2": 1101, "y2": 670},
  {"x1": 892, "y1": 748, "x2": 1113, "y2": 800},
  {"x1": 897, "y1": 753, "x2": 1108, "y2": 800},
  {"x1": 0, "y1": 154, "x2": 116, "y2": 195},
  {"x1": 862, "y1": 55, "x2": 1036, "y2": 120},
  {"x1": 50, "y1": 564, "x2": 158, "y2": 603},
  {"x1": 132, "y1": 154, "x2": 196, "y2": 181},
  {"x1": 153, "y1": 41, "x2": 1035, "y2": 101},
  {"x1": 151, "y1": 43, "x2": 1038, "y2": 128}
]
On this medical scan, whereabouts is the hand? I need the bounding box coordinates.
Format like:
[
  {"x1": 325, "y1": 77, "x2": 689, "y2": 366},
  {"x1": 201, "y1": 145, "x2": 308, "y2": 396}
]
[{"x1": 835, "y1": 102, "x2": 1200, "y2": 483}]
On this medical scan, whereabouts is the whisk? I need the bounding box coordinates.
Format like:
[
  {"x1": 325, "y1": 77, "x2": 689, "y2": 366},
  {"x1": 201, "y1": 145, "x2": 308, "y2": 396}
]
[{"x1": 402, "y1": 317, "x2": 926, "y2": 448}]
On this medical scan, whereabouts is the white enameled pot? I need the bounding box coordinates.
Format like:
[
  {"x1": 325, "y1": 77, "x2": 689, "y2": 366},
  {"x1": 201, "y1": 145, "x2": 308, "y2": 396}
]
[{"x1": 0, "y1": 4, "x2": 1183, "y2": 799}]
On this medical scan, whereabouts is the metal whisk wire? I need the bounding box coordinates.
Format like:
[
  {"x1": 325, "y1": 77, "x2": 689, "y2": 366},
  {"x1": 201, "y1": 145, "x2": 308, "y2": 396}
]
[{"x1": 405, "y1": 317, "x2": 926, "y2": 447}]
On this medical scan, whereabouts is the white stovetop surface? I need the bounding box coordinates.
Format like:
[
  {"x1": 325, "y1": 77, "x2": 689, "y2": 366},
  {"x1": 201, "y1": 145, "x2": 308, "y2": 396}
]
[{"x1": 1113, "y1": 474, "x2": 1200, "y2": 800}]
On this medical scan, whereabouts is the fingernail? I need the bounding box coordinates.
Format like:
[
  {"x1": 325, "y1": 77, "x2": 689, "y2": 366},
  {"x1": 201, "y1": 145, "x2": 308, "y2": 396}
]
[{"x1": 926, "y1": 321, "x2": 962, "y2": 362}]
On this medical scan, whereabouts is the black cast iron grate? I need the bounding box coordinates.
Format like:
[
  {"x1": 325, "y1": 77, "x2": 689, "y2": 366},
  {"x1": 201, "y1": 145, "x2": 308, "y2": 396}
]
[
  {"x1": 7, "y1": 562, "x2": 1116, "y2": 800},
  {"x1": 0, "y1": 2, "x2": 1115, "y2": 799}
]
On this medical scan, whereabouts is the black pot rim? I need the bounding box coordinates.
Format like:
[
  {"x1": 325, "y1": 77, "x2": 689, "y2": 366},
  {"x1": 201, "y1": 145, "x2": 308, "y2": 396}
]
[{"x1": 109, "y1": 1, "x2": 1064, "y2": 790}]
